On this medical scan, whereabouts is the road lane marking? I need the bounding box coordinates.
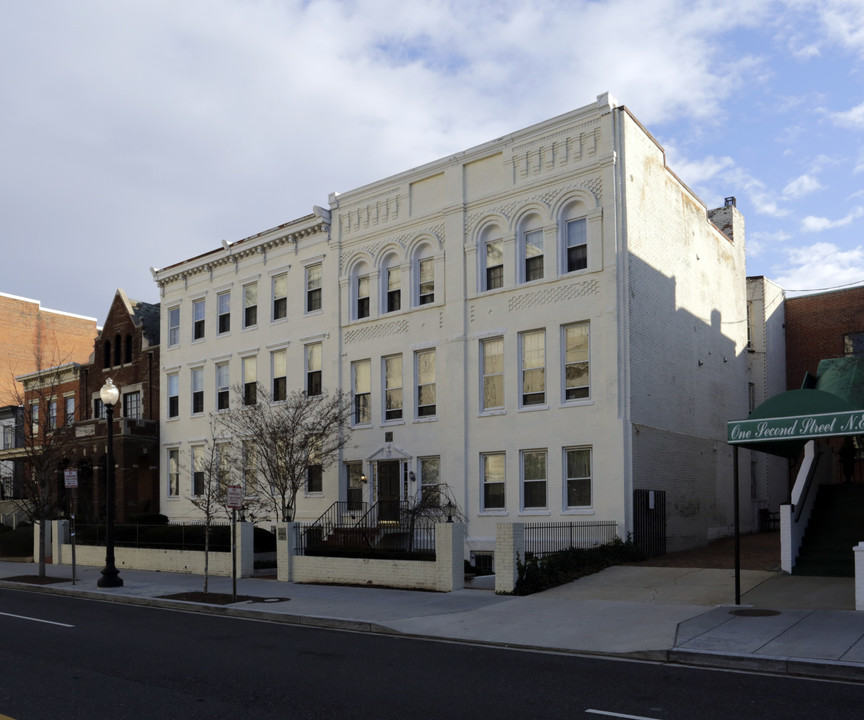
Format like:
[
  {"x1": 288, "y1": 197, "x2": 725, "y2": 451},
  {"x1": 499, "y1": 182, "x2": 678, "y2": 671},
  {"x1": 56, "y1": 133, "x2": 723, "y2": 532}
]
[
  {"x1": 586, "y1": 711, "x2": 661, "y2": 720},
  {"x1": 0, "y1": 611, "x2": 73, "y2": 628}
]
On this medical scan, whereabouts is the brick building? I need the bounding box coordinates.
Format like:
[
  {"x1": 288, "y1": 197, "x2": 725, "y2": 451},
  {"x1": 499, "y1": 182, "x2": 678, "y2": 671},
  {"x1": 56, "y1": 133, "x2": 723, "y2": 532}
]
[
  {"x1": 785, "y1": 286, "x2": 864, "y2": 390},
  {"x1": 0, "y1": 292, "x2": 99, "y2": 406},
  {"x1": 16, "y1": 290, "x2": 160, "y2": 522}
]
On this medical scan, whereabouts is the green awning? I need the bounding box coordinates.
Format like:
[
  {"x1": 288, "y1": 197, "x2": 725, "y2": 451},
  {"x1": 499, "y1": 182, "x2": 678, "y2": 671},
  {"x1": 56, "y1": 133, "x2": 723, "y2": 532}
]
[{"x1": 728, "y1": 356, "x2": 864, "y2": 458}]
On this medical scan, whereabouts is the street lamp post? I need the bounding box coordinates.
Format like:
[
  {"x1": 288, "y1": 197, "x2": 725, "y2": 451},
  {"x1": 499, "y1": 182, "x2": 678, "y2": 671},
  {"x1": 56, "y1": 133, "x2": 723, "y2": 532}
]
[{"x1": 98, "y1": 378, "x2": 123, "y2": 588}]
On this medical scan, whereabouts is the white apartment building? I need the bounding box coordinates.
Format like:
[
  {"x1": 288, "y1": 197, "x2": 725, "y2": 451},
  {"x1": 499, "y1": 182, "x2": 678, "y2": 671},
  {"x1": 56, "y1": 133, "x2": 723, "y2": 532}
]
[{"x1": 154, "y1": 93, "x2": 751, "y2": 557}]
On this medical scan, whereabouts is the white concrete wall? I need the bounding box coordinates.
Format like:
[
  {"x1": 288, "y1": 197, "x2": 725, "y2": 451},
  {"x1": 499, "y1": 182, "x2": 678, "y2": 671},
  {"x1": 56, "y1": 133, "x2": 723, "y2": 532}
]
[
  {"x1": 620, "y1": 110, "x2": 749, "y2": 549},
  {"x1": 281, "y1": 522, "x2": 464, "y2": 592},
  {"x1": 48, "y1": 520, "x2": 255, "y2": 577}
]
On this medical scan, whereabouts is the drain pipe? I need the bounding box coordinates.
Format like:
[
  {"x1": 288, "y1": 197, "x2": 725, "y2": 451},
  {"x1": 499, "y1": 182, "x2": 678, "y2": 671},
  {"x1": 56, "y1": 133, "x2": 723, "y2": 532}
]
[{"x1": 734, "y1": 444, "x2": 741, "y2": 605}]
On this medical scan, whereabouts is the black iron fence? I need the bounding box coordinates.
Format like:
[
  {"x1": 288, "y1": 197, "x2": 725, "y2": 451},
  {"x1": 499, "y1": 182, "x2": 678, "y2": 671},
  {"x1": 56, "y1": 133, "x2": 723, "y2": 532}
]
[
  {"x1": 523, "y1": 520, "x2": 618, "y2": 558},
  {"x1": 295, "y1": 515, "x2": 437, "y2": 560},
  {"x1": 74, "y1": 522, "x2": 233, "y2": 552}
]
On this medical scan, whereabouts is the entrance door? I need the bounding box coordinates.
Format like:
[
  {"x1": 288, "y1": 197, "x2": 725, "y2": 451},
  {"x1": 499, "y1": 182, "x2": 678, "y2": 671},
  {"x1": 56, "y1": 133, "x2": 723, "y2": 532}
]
[{"x1": 377, "y1": 460, "x2": 401, "y2": 522}]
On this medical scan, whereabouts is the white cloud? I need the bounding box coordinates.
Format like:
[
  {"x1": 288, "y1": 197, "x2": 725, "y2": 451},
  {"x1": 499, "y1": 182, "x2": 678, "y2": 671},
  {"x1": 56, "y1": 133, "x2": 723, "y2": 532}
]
[
  {"x1": 831, "y1": 102, "x2": 864, "y2": 129},
  {"x1": 783, "y1": 174, "x2": 824, "y2": 198},
  {"x1": 773, "y1": 241, "x2": 864, "y2": 294},
  {"x1": 747, "y1": 230, "x2": 792, "y2": 258},
  {"x1": 801, "y1": 206, "x2": 864, "y2": 232}
]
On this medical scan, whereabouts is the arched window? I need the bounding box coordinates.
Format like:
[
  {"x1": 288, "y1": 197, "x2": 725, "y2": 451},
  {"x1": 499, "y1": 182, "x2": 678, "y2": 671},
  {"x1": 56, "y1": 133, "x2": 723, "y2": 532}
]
[
  {"x1": 517, "y1": 213, "x2": 544, "y2": 283},
  {"x1": 479, "y1": 225, "x2": 504, "y2": 292},
  {"x1": 560, "y1": 200, "x2": 588, "y2": 274},
  {"x1": 412, "y1": 243, "x2": 436, "y2": 306},
  {"x1": 124, "y1": 335, "x2": 133, "y2": 364},
  {"x1": 113, "y1": 334, "x2": 121, "y2": 366},
  {"x1": 352, "y1": 260, "x2": 371, "y2": 320},
  {"x1": 381, "y1": 253, "x2": 401, "y2": 314},
  {"x1": 103, "y1": 340, "x2": 111, "y2": 369}
]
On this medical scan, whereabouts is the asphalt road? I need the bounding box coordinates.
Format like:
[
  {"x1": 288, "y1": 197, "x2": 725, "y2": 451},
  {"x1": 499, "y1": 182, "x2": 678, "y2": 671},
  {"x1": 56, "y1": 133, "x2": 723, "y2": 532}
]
[{"x1": 1, "y1": 589, "x2": 863, "y2": 720}]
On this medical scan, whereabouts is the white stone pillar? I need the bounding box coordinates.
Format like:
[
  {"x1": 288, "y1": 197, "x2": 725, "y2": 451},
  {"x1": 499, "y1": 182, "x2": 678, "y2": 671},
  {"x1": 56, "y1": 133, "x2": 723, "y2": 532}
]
[
  {"x1": 855, "y1": 542, "x2": 864, "y2": 611},
  {"x1": 275, "y1": 522, "x2": 297, "y2": 582},
  {"x1": 235, "y1": 521, "x2": 255, "y2": 578},
  {"x1": 495, "y1": 522, "x2": 524, "y2": 594},
  {"x1": 51, "y1": 520, "x2": 69, "y2": 565},
  {"x1": 435, "y1": 522, "x2": 464, "y2": 592}
]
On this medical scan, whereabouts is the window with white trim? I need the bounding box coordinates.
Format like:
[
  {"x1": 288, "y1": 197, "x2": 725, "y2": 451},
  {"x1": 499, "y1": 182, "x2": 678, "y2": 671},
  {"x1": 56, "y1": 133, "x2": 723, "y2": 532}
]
[
  {"x1": 356, "y1": 273, "x2": 370, "y2": 319},
  {"x1": 167, "y1": 373, "x2": 179, "y2": 418},
  {"x1": 521, "y1": 449, "x2": 547, "y2": 509},
  {"x1": 272, "y1": 349, "x2": 287, "y2": 402},
  {"x1": 192, "y1": 298, "x2": 205, "y2": 340},
  {"x1": 217, "y1": 291, "x2": 231, "y2": 334},
  {"x1": 565, "y1": 447, "x2": 592, "y2": 508},
  {"x1": 416, "y1": 349, "x2": 436, "y2": 418},
  {"x1": 306, "y1": 263, "x2": 322, "y2": 312},
  {"x1": 518, "y1": 215, "x2": 544, "y2": 283},
  {"x1": 192, "y1": 445, "x2": 205, "y2": 496},
  {"x1": 563, "y1": 322, "x2": 590, "y2": 401},
  {"x1": 565, "y1": 218, "x2": 587, "y2": 272},
  {"x1": 242, "y1": 356, "x2": 257, "y2": 406},
  {"x1": 243, "y1": 282, "x2": 258, "y2": 328},
  {"x1": 30, "y1": 403, "x2": 39, "y2": 435},
  {"x1": 47, "y1": 400, "x2": 57, "y2": 431},
  {"x1": 272, "y1": 273, "x2": 287, "y2": 321},
  {"x1": 419, "y1": 456, "x2": 440, "y2": 504},
  {"x1": 352, "y1": 359, "x2": 371, "y2": 425},
  {"x1": 168, "y1": 306, "x2": 180, "y2": 347},
  {"x1": 191, "y1": 368, "x2": 204, "y2": 415},
  {"x1": 520, "y1": 330, "x2": 545, "y2": 406},
  {"x1": 216, "y1": 362, "x2": 230, "y2": 411},
  {"x1": 481, "y1": 337, "x2": 504, "y2": 411},
  {"x1": 483, "y1": 234, "x2": 503, "y2": 291},
  {"x1": 482, "y1": 452, "x2": 505, "y2": 510},
  {"x1": 307, "y1": 439, "x2": 323, "y2": 494},
  {"x1": 168, "y1": 448, "x2": 179, "y2": 497},
  {"x1": 384, "y1": 354, "x2": 402, "y2": 421},
  {"x1": 417, "y1": 256, "x2": 434, "y2": 305},
  {"x1": 242, "y1": 440, "x2": 256, "y2": 492},
  {"x1": 384, "y1": 262, "x2": 401, "y2": 313},
  {"x1": 306, "y1": 343, "x2": 322, "y2": 396},
  {"x1": 64, "y1": 396, "x2": 75, "y2": 425}
]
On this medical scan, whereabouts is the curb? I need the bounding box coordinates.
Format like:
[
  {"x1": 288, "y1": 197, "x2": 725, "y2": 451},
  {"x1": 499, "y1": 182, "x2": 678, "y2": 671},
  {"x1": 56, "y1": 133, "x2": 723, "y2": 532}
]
[
  {"x1": 669, "y1": 649, "x2": 864, "y2": 682},
  {"x1": 5, "y1": 579, "x2": 864, "y2": 683}
]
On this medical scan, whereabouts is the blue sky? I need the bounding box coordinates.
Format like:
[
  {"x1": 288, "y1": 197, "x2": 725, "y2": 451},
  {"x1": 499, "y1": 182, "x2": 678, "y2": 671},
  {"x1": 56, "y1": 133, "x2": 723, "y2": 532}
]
[{"x1": 2, "y1": 0, "x2": 864, "y2": 324}]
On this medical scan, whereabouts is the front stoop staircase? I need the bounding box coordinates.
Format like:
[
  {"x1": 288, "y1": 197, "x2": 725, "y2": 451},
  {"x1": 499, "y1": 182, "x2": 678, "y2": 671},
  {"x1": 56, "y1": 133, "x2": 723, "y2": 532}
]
[{"x1": 794, "y1": 484, "x2": 864, "y2": 577}]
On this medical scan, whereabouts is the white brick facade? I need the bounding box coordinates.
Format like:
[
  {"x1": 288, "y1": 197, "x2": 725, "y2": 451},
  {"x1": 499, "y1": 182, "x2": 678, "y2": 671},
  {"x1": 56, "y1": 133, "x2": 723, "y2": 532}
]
[{"x1": 153, "y1": 93, "x2": 750, "y2": 556}]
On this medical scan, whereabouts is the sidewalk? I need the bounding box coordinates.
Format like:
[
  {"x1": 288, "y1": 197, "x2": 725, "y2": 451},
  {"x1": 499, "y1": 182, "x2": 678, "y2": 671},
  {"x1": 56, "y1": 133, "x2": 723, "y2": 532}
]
[{"x1": 1, "y1": 560, "x2": 862, "y2": 682}]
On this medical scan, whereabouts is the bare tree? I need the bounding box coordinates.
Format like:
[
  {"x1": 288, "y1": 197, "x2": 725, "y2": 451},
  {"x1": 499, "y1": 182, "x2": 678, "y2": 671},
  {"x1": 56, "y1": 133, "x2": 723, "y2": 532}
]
[
  {"x1": 400, "y1": 481, "x2": 465, "y2": 552},
  {"x1": 217, "y1": 384, "x2": 352, "y2": 522},
  {"x1": 186, "y1": 416, "x2": 238, "y2": 594},
  {"x1": 10, "y1": 359, "x2": 80, "y2": 577}
]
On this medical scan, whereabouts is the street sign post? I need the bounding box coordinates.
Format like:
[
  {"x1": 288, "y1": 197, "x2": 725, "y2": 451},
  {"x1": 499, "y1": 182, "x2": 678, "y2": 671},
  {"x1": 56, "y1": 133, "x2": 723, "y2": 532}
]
[{"x1": 226, "y1": 485, "x2": 243, "y2": 602}]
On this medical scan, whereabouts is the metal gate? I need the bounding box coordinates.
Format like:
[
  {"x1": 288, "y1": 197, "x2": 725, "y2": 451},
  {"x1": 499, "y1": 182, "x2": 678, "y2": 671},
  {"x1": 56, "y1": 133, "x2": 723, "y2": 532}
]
[{"x1": 633, "y1": 489, "x2": 666, "y2": 558}]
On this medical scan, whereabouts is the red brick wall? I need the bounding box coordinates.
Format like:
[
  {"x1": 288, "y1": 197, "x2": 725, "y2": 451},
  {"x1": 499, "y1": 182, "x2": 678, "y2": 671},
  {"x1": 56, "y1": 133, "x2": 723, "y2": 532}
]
[
  {"x1": 0, "y1": 294, "x2": 98, "y2": 405},
  {"x1": 785, "y1": 286, "x2": 864, "y2": 389}
]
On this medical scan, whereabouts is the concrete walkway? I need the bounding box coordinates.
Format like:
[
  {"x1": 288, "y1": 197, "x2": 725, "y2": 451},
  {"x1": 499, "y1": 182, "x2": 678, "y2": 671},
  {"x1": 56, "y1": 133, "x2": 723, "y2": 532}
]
[{"x1": 1, "y1": 560, "x2": 861, "y2": 682}]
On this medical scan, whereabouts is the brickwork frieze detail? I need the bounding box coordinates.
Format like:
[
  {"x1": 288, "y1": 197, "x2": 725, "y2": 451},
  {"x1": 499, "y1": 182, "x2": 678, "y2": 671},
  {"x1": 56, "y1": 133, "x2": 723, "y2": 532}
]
[
  {"x1": 506, "y1": 279, "x2": 600, "y2": 313},
  {"x1": 344, "y1": 319, "x2": 410, "y2": 344},
  {"x1": 465, "y1": 180, "x2": 601, "y2": 238}
]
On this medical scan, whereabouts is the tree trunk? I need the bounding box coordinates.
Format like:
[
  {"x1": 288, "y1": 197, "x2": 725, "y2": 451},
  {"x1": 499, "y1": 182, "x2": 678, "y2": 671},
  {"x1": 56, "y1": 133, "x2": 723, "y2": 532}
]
[{"x1": 203, "y1": 525, "x2": 210, "y2": 595}]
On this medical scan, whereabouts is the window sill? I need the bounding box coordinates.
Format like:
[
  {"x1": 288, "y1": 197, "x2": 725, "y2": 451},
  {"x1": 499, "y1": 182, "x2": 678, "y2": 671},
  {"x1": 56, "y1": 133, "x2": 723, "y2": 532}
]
[
  {"x1": 478, "y1": 510, "x2": 509, "y2": 517},
  {"x1": 561, "y1": 399, "x2": 593, "y2": 408},
  {"x1": 191, "y1": 338, "x2": 206, "y2": 345},
  {"x1": 562, "y1": 508, "x2": 595, "y2": 515},
  {"x1": 413, "y1": 416, "x2": 438, "y2": 424},
  {"x1": 166, "y1": 496, "x2": 181, "y2": 501},
  {"x1": 217, "y1": 332, "x2": 232, "y2": 339},
  {"x1": 478, "y1": 408, "x2": 506, "y2": 417},
  {"x1": 167, "y1": 416, "x2": 180, "y2": 422},
  {"x1": 242, "y1": 325, "x2": 258, "y2": 332},
  {"x1": 519, "y1": 510, "x2": 551, "y2": 516},
  {"x1": 304, "y1": 492, "x2": 325, "y2": 498},
  {"x1": 382, "y1": 419, "x2": 405, "y2": 427},
  {"x1": 304, "y1": 309, "x2": 324, "y2": 318},
  {"x1": 352, "y1": 423, "x2": 373, "y2": 430},
  {"x1": 518, "y1": 404, "x2": 549, "y2": 413},
  {"x1": 271, "y1": 316, "x2": 289, "y2": 325}
]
